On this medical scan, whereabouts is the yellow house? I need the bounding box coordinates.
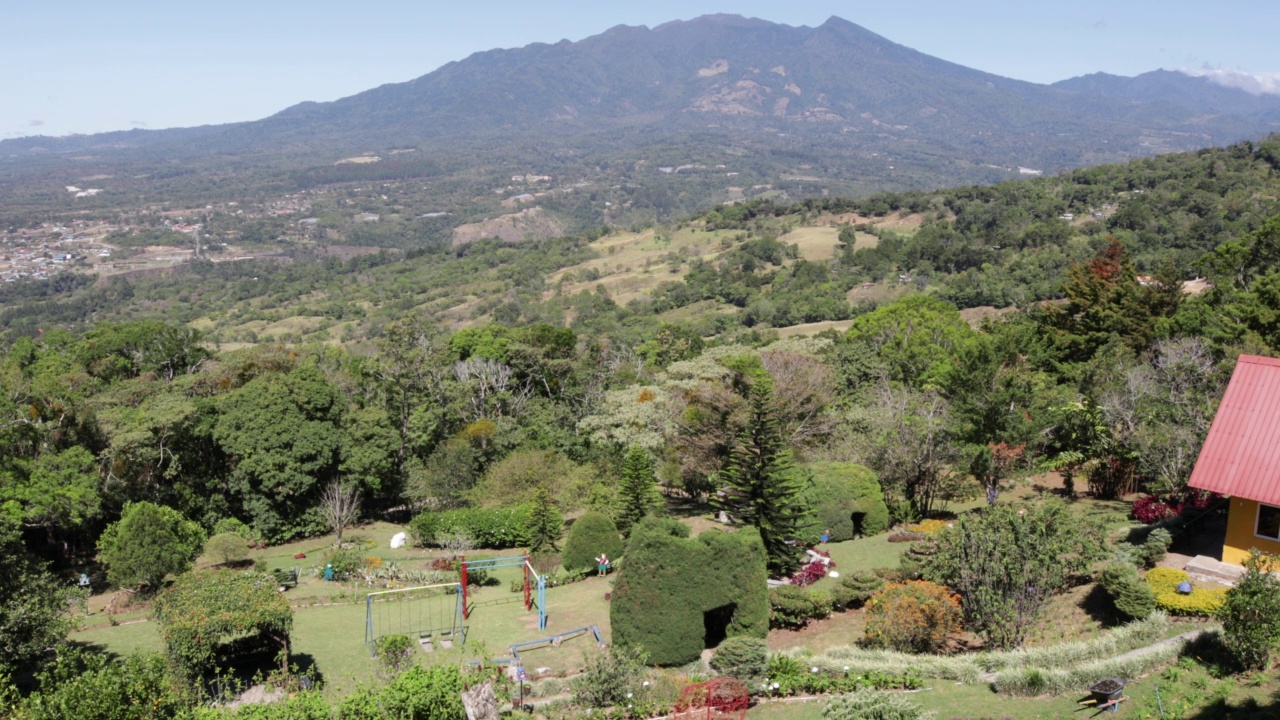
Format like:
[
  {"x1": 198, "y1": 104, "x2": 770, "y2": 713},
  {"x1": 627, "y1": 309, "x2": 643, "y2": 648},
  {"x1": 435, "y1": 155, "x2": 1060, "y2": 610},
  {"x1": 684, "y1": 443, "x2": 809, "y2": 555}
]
[{"x1": 1188, "y1": 354, "x2": 1280, "y2": 566}]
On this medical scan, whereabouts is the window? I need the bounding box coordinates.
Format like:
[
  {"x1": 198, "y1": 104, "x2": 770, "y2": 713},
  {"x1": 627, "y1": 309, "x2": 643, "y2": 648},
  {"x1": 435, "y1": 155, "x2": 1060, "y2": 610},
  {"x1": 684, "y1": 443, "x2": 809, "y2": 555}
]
[{"x1": 1256, "y1": 504, "x2": 1280, "y2": 541}]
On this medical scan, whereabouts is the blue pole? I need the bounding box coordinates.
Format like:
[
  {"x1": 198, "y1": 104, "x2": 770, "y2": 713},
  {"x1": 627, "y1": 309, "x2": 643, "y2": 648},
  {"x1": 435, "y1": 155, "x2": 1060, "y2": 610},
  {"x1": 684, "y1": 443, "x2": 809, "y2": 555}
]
[{"x1": 537, "y1": 575, "x2": 547, "y2": 629}]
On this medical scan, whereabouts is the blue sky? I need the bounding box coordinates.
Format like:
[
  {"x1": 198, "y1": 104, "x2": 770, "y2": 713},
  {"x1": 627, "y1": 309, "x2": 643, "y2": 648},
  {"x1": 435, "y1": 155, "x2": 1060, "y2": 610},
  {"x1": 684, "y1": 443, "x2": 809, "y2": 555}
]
[{"x1": 3, "y1": 0, "x2": 1277, "y2": 139}]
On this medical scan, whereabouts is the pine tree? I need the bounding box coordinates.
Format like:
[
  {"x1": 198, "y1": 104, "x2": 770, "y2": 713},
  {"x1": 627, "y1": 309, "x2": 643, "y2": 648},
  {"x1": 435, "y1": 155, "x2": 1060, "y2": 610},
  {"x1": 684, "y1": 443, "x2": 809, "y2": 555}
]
[
  {"x1": 528, "y1": 486, "x2": 559, "y2": 554},
  {"x1": 714, "y1": 378, "x2": 810, "y2": 577},
  {"x1": 617, "y1": 447, "x2": 658, "y2": 536}
]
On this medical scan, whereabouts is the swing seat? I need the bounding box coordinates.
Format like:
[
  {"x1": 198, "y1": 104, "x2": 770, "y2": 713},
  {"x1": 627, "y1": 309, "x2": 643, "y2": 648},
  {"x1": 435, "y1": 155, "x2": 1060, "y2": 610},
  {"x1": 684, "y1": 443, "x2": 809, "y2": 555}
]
[{"x1": 419, "y1": 636, "x2": 434, "y2": 653}]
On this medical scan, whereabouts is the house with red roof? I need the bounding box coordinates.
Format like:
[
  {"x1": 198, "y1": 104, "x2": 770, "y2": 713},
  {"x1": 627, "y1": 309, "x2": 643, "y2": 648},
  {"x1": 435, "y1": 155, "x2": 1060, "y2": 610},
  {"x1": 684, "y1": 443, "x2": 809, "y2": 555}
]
[{"x1": 1188, "y1": 354, "x2": 1280, "y2": 566}]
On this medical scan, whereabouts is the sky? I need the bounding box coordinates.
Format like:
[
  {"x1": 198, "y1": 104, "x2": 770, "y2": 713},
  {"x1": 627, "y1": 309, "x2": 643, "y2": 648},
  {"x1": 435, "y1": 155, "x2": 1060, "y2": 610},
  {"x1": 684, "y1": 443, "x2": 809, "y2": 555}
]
[{"x1": 3, "y1": 0, "x2": 1278, "y2": 140}]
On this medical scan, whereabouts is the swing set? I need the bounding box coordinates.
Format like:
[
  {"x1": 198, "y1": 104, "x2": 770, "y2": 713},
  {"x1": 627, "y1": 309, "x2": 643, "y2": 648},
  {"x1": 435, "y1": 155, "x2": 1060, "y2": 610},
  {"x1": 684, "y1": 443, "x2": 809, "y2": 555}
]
[
  {"x1": 460, "y1": 555, "x2": 547, "y2": 630},
  {"x1": 364, "y1": 582, "x2": 466, "y2": 655},
  {"x1": 363, "y1": 555, "x2": 548, "y2": 655}
]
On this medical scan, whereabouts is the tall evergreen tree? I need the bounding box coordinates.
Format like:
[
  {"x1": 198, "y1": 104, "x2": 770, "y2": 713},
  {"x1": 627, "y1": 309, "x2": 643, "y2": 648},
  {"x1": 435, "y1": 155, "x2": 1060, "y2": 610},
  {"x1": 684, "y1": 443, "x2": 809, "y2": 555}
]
[
  {"x1": 617, "y1": 447, "x2": 658, "y2": 536},
  {"x1": 528, "y1": 486, "x2": 559, "y2": 554},
  {"x1": 714, "y1": 379, "x2": 809, "y2": 577}
]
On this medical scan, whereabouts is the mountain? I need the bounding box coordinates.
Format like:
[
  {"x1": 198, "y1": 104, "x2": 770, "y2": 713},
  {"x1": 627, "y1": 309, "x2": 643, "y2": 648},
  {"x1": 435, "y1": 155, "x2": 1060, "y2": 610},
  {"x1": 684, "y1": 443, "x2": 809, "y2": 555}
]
[
  {"x1": 1053, "y1": 69, "x2": 1280, "y2": 125},
  {"x1": 3, "y1": 15, "x2": 1280, "y2": 227}
]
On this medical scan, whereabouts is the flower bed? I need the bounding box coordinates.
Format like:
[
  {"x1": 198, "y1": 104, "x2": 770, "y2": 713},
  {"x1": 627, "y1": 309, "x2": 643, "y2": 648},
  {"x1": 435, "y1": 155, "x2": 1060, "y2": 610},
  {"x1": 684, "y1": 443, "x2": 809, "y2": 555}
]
[{"x1": 1145, "y1": 568, "x2": 1225, "y2": 617}]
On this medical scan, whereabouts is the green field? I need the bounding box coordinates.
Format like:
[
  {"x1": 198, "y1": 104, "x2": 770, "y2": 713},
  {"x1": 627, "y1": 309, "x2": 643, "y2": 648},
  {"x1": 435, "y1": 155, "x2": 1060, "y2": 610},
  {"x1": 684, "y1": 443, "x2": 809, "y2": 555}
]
[{"x1": 72, "y1": 522, "x2": 615, "y2": 697}]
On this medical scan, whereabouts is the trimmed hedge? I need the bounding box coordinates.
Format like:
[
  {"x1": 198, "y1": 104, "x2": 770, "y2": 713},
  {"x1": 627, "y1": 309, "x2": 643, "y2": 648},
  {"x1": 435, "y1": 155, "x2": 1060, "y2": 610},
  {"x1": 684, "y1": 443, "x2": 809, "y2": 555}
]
[
  {"x1": 801, "y1": 462, "x2": 890, "y2": 542},
  {"x1": 611, "y1": 517, "x2": 769, "y2": 666},
  {"x1": 562, "y1": 511, "x2": 624, "y2": 574},
  {"x1": 830, "y1": 570, "x2": 884, "y2": 610},
  {"x1": 408, "y1": 504, "x2": 562, "y2": 549}
]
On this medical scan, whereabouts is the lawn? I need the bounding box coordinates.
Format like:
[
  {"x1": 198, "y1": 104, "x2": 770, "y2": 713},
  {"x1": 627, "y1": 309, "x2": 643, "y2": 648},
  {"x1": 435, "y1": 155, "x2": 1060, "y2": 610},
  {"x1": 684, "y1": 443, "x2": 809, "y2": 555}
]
[{"x1": 69, "y1": 554, "x2": 615, "y2": 698}]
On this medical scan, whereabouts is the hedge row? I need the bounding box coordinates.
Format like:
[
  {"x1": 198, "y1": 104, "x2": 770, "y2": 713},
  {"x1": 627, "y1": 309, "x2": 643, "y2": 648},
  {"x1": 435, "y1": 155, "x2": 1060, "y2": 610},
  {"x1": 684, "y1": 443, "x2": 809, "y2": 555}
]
[
  {"x1": 408, "y1": 504, "x2": 562, "y2": 549},
  {"x1": 992, "y1": 632, "x2": 1201, "y2": 696},
  {"x1": 804, "y1": 613, "x2": 1174, "y2": 683}
]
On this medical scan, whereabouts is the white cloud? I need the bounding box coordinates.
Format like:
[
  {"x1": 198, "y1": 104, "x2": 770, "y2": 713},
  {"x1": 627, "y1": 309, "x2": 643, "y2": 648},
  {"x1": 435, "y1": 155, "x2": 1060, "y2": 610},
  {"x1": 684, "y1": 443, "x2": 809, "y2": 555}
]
[{"x1": 1182, "y1": 68, "x2": 1280, "y2": 96}]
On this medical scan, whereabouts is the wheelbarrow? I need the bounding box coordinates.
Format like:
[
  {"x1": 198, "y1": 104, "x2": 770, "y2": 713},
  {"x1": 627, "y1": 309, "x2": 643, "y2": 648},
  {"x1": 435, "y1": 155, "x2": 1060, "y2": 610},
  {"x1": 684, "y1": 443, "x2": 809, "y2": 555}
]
[{"x1": 1079, "y1": 678, "x2": 1127, "y2": 713}]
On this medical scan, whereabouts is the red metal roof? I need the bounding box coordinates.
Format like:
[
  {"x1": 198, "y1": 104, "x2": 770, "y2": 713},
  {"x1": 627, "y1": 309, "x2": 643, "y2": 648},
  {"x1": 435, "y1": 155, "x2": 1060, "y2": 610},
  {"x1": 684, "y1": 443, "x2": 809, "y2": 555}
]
[{"x1": 1189, "y1": 354, "x2": 1280, "y2": 505}]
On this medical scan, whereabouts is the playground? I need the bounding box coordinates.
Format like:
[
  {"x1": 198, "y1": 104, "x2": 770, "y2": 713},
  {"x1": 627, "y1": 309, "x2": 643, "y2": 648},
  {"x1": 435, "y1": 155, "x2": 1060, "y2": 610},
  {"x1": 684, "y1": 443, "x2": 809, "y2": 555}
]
[{"x1": 69, "y1": 522, "x2": 614, "y2": 697}]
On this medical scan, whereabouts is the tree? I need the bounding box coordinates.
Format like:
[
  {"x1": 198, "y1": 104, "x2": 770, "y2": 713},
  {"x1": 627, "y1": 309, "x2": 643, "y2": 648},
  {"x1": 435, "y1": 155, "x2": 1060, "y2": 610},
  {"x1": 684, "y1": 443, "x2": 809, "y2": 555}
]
[
  {"x1": 97, "y1": 502, "x2": 205, "y2": 592},
  {"x1": 0, "y1": 515, "x2": 82, "y2": 678},
  {"x1": 923, "y1": 500, "x2": 1100, "y2": 649},
  {"x1": 617, "y1": 447, "x2": 659, "y2": 536},
  {"x1": 319, "y1": 481, "x2": 362, "y2": 546},
  {"x1": 714, "y1": 379, "x2": 810, "y2": 577},
  {"x1": 212, "y1": 363, "x2": 345, "y2": 541},
  {"x1": 0, "y1": 446, "x2": 101, "y2": 536},
  {"x1": 527, "y1": 487, "x2": 559, "y2": 554},
  {"x1": 1222, "y1": 550, "x2": 1280, "y2": 671}
]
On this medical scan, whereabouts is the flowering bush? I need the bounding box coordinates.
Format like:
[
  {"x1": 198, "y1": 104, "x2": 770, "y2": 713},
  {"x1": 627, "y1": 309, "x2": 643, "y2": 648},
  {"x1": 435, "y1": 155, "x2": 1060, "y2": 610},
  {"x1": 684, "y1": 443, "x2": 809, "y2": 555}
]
[
  {"x1": 1132, "y1": 491, "x2": 1222, "y2": 524},
  {"x1": 864, "y1": 580, "x2": 962, "y2": 654},
  {"x1": 789, "y1": 557, "x2": 833, "y2": 587},
  {"x1": 1131, "y1": 495, "x2": 1181, "y2": 524},
  {"x1": 904, "y1": 519, "x2": 950, "y2": 537}
]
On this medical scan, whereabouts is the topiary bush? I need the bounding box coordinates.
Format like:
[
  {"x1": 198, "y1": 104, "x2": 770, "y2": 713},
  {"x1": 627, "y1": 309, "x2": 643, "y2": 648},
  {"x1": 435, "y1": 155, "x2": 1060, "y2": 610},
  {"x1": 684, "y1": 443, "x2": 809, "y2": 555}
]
[
  {"x1": 1099, "y1": 562, "x2": 1156, "y2": 620},
  {"x1": 769, "y1": 585, "x2": 831, "y2": 629},
  {"x1": 864, "y1": 581, "x2": 962, "y2": 654},
  {"x1": 562, "y1": 511, "x2": 624, "y2": 574},
  {"x1": 709, "y1": 636, "x2": 768, "y2": 681},
  {"x1": 611, "y1": 517, "x2": 769, "y2": 666},
  {"x1": 801, "y1": 462, "x2": 891, "y2": 542},
  {"x1": 830, "y1": 570, "x2": 885, "y2": 610}
]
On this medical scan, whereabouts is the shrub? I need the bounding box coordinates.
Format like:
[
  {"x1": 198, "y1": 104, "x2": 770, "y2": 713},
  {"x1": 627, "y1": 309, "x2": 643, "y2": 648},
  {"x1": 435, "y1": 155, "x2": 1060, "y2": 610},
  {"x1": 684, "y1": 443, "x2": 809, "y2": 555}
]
[
  {"x1": 572, "y1": 645, "x2": 647, "y2": 708},
  {"x1": 562, "y1": 511, "x2": 624, "y2": 574},
  {"x1": 863, "y1": 581, "x2": 962, "y2": 654},
  {"x1": 1144, "y1": 567, "x2": 1189, "y2": 593},
  {"x1": 205, "y1": 532, "x2": 251, "y2": 566},
  {"x1": 337, "y1": 664, "x2": 465, "y2": 719},
  {"x1": 1132, "y1": 494, "x2": 1181, "y2": 524},
  {"x1": 408, "y1": 504, "x2": 562, "y2": 549},
  {"x1": 1144, "y1": 567, "x2": 1225, "y2": 616},
  {"x1": 1100, "y1": 562, "x2": 1156, "y2": 620},
  {"x1": 374, "y1": 634, "x2": 415, "y2": 677},
  {"x1": 801, "y1": 462, "x2": 891, "y2": 541},
  {"x1": 611, "y1": 517, "x2": 769, "y2": 666},
  {"x1": 1142, "y1": 528, "x2": 1173, "y2": 566},
  {"x1": 323, "y1": 546, "x2": 364, "y2": 579},
  {"x1": 822, "y1": 687, "x2": 936, "y2": 720},
  {"x1": 830, "y1": 570, "x2": 884, "y2": 610},
  {"x1": 1222, "y1": 550, "x2": 1280, "y2": 670},
  {"x1": 991, "y1": 634, "x2": 1194, "y2": 696},
  {"x1": 213, "y1": 516, "x2": 265, "y2": 546},
  {"x1": 790, "y1": 558, "x2": 833, "y2": 588},
  {"x1": 769, "y1": 585, "x2": 830, "y2": 629},
  {"x1": 709, "y1": 636, "x2": 768, "y2": 681}
]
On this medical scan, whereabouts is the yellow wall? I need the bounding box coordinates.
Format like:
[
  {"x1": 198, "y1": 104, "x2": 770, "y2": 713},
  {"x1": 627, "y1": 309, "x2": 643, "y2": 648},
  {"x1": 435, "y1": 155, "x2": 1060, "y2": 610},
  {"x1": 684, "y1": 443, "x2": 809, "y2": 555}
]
[{"x1": 1223, "y1": 498, "x2": 1280, "y2": 566}]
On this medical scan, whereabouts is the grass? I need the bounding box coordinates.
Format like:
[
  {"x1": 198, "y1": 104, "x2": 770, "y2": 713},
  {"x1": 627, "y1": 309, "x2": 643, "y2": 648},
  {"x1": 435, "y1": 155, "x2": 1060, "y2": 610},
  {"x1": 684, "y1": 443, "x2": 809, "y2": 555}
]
[
  {"x1": 777, "y1": 227, "x2": 841, "y2": 261},
  {"x1": 809, "y1": 534, "x2": 906, "y2": 592},
  {"x1": 67, "y1": 527, "x2": 616, "y2": 696}
]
